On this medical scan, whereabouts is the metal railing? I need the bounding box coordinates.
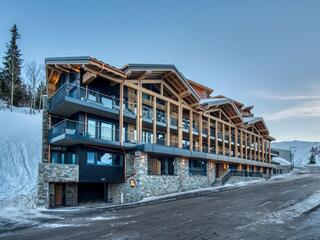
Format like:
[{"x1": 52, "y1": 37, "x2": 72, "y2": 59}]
[
  {"x1": 221, "y1": 169, "x2": 264, "y2": 185},
  {"x1": 50, "y1": 119, "x2": 137, "y2": 144},
  {"x1": 50, "y1": 83, "x2": 137, "y2": 115}
]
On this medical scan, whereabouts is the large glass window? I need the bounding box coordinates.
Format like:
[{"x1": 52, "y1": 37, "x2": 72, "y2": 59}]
[
  {"x1": 101, "y1": 122, "x2": 113, "y2": 141},
  {"x1": 51, "y1": 151, "x2": 77, "y2": 164},
  {"x1": 86, "y1": 151, "x2": 123, "y2": 166},
  {"x1": 189, "y1": 160, "x2": 207, "y2": 176},
  {"x1": 87, "y1": 152, "x2": 95, "y2": 164},
  {"x1": 87, "y1": 119, "x2": 97, "y2": 138},
  {"x1": 148, "y1": 156, "x2": 174, "y2": 175}
]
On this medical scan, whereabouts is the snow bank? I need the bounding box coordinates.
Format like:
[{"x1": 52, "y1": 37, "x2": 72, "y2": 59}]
[{"x1": 0, "y1": 108, "x2": 41, "y2": 206}]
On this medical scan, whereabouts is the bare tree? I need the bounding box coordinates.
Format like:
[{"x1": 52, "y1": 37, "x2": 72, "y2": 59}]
[{"x1": 25, "y1": 61, "x2": 44, "y2": 114}]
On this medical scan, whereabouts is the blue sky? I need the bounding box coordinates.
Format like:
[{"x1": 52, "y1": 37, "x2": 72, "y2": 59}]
[{"x1": 1, "y1": 0, "x2": 320, "y2": 141}]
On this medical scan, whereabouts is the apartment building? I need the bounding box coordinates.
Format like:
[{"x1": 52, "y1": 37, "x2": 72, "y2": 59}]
[{"x1": 37, "y1": 56, "x2": 276, "y2": 208}]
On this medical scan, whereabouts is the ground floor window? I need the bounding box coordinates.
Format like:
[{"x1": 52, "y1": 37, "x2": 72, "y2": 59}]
[
  {"x1": 86, "y1": 150, "x2": 123, "y2": 166},
  {"x1": 51, "y1": 151, "x2": 77, "y2": 164},
  {"x1": 148, "y1": 155, "x2": 175, "y2": 175},
  {"x1": 189, "y1": 160, "x2": 207, "y2": 176}
]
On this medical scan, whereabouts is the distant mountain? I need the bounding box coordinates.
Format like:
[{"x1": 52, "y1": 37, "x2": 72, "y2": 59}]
[{"x1": 272, "y1": 141, "x2": 320, "y2": 166}]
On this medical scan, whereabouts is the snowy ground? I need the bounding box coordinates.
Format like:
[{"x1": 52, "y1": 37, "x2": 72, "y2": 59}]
[{"x1": 0, "y1": 108, "x2": 42, "y2": 231}]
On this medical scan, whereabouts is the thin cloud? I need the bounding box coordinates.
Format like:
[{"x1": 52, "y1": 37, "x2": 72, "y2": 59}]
[
  {"x1": 264, "y1": 100, "x2": 320, "y2": 121},
  {"x1": 249, "y1": 89, "x2": 320, "y2": 101}
]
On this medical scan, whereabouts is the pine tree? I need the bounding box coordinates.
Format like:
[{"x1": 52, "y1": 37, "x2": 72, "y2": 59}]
[
  {"x1": 0, "y1": 24, "x2": 26, "y2": 107},
  {"x1": 309, "y1": 147, "x2": 317, "y2": 165}
]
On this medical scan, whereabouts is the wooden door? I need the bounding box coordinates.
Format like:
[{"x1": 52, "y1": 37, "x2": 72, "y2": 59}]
[{"x1": 55, "y1": 184, "x2": 64, "y2": 206}]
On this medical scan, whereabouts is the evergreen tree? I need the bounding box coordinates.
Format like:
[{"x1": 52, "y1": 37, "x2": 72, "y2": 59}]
[
  {"x1": 309, "y1": 147, "x2": 317, "y2": 165},
  {"x1": 0, "y1": 24, "x2": 27, "y2": 107}
]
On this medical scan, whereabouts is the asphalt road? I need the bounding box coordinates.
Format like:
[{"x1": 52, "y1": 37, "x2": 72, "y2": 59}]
[{"x1": 2, "y1": 169, "x2": 320, "y2": 240}]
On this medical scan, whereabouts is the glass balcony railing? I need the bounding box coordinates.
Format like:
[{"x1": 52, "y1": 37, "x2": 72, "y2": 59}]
[
  {"x1": 170, "y1": 117, "x2": 178, "y2": 127},
  {"x1": 49, "y1": 119, "x2": 137, "y2": 144},
  {"x1": 50, "y1": 83, "x2": 137, "y2": 116},
  {"x1": 182, "y1": 119, "x2": 190, "y2": 130}
]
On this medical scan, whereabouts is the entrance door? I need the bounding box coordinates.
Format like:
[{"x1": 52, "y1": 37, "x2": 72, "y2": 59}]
[{"x1": 55, "y1": 184, "x2": 64, "y2": 206}]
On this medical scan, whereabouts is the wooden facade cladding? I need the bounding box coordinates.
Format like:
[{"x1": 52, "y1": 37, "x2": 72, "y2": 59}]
[{"x1": 46, "y1": 57, "x2": 275, "y2": 167}]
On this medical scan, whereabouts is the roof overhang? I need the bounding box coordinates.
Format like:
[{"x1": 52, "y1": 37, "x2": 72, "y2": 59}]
[
  {"x1": 122, "y1": 64, "x2": 200, "y2": 105},
  {"x1": 200, "y1": 98, "x2": 244, "y2": 126},
  {"x1": 45, "y1": 56, "x2": 126, "y2": 85},
  {"x1": 244, "y1": 117, "x2": 270, "y2": 137}
]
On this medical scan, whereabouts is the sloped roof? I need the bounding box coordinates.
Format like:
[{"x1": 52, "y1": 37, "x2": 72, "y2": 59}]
[
  {"x1": 244, "y1": 116, "x2": 269, "y2": 136},
  {"x1": 200, "y1": 97, "x2": 243, "y2": 125},
  {"x1": 272, "y1": 157, "x2": 292, "y2": 166},
  {"x1": 122, "y1": 64, "x2": 200, "y2": 104}
]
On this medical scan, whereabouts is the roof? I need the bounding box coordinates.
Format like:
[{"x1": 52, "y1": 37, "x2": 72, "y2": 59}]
[
  {"x1": 244, "y1": 116, "x2": 270, "y2": 137},
  {"x1": 272, "y1": 157, "x2": 292, "y2": 166},
  {"x1": 200, "y1": 97, "x2": 243, "y2": 125},
  {"x1": 187, "y1": 79, "x2": 214, "y2": 95},
  {"x1": 122, "y1": 63, "x2": 200, "y2": 104}
]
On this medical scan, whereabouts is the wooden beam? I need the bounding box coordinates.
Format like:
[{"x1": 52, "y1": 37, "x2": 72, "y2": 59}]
[
  {"x1": 119, "y1": 82, "x2": 124, "y2": 144},
  {"x1": 222, "y1": 123, "x2": 225, "y2": 155},
  {"x1": 153, "y1": 96, "x2": 157, "y2": 144},
  {"x1": 178, "y1": 99, "x2": 183, "y2": 148},
  {"x1": 83, "y1": 71, "x2": 97, "y2": 85},
  {"x1": 199, "y1": 114, "x2": 203, "y2": 152},
  {"x1": 235, "y1": 128, "x2": 238, "y2": 158},
  {"x1": 189, "y1": 110, "x2": 193, "y2": 151},
  {"x1": 208, "y1": 117, "x2": 211, "y2": 153},
  {"x1": 215, "y1": 120, "x2": 218, "y2": 154},
  {"x1": 166, "y1": 101, "x2": 170, "y2": 146}
]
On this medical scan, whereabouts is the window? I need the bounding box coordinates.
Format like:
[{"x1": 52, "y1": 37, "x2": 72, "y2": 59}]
[
  {"x1": 101, "y1": 122, "x2": 113, "y2": 141},
  {"x1": 87, "y1": 152, "x2": 95, "y2": 164},
  {"x1": 148, "y1": 156, "x2": 174, "y2": 175},
  {"x1": 86, "y1": 151, "x2": 123, "y2": 166},
  {"x1": 189, "y1": 160, "x2": 207, "y2": 176},
  {"x1": 87, "y1": 119, "x2": 96, "y2": 138},
  {"x1": 51, "y1": 151, "x2": 77, "y2": 164}
]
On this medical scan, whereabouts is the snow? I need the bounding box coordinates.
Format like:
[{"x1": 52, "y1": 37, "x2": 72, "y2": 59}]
[
  {"x1": 259, "y1": 191, "x2": 320, "y2": 224},
  {"x1": 272, "y1": 141, "x2": 320, "y2": 166},
  {"x1": 0, "y1": 107, "x2": 42, "y2": 229},
  {"x1": 272, "y1": 156, "x2": 292, "y2": 166}
]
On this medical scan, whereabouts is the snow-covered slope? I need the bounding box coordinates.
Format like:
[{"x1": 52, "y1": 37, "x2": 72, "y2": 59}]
[
  {"x1": 0, "y1": 108, "x2": 41, "y2": 206},
  {"x1": 272, "y1": 141, "x2": 320, "y2": 167}
]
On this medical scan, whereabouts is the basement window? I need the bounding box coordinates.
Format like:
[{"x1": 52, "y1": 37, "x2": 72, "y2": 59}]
[{"x1": 148, "y1": 155, "x2": 175, "y2": 175}]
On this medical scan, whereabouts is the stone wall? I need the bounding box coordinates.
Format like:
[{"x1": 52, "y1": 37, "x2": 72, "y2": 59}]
[
  {"x1": 108, "y1": 152, "x2": 217, "y2": 204},
  {"x1": 37, "y1": 163, "x2": 79, "y2": 207},
  {"x1": 42, "y1": 96, "x2": 49, "y2": 163}
]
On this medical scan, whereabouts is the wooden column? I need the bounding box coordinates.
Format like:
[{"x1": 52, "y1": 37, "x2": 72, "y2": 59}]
[
  {"x1": 178, "y1": 99, "x2": 183, "y2": 148},
  {"x1": 254, "y1": 136, "x2": 257, "y2": 161},
  {"x1": 119, "y1": 83, "x2": 124, "y2": 144},
  {"x1": 228, "y1": 126, "x2": 231, "y2": 156},
  {"x1": 245, "y1": 132, "x2": 248, "y2": 159},
  {"x1": 165, "y1": 101, "x2": 170, "y2": 146},
  {"x1": 249, "y1": 134, "x2": 253, "y2": 160},
  {"x1": 189, "y1": 110, "x2": 193, "y2": 150},
  {"x1": 240, "y1": 130, "x2": 243, "y2": 159},
  {"x1": 235, "y1": 128, "x2": 238, "y2": 158},
  {"x1": 153, "y1": 96, "x2": 157, "y2": 144},
  {"x1": 257, "y1": 137, "x2": 260, "y2": 162},
  {"x1": 215, "y1": 120, "x2": 218, "y2": 154},
  {"x1": 268, "y1": 141, "x2": 271, "y2": 163},
  {"x1": 207, "y1": 118, "x2": 211, "y2": 153},
  {"x1": 262, "y1": 139, "x2": 265, "y2": 162},
  {"x1": 136, "y1": 80, "x2": 142, "y2": 142},
  {"x1": 199, "y1": 114, "x2": 203, "y2": 152},
  {"x1": 222, "y1": 123, "x2": 225, "y2": 155}
]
